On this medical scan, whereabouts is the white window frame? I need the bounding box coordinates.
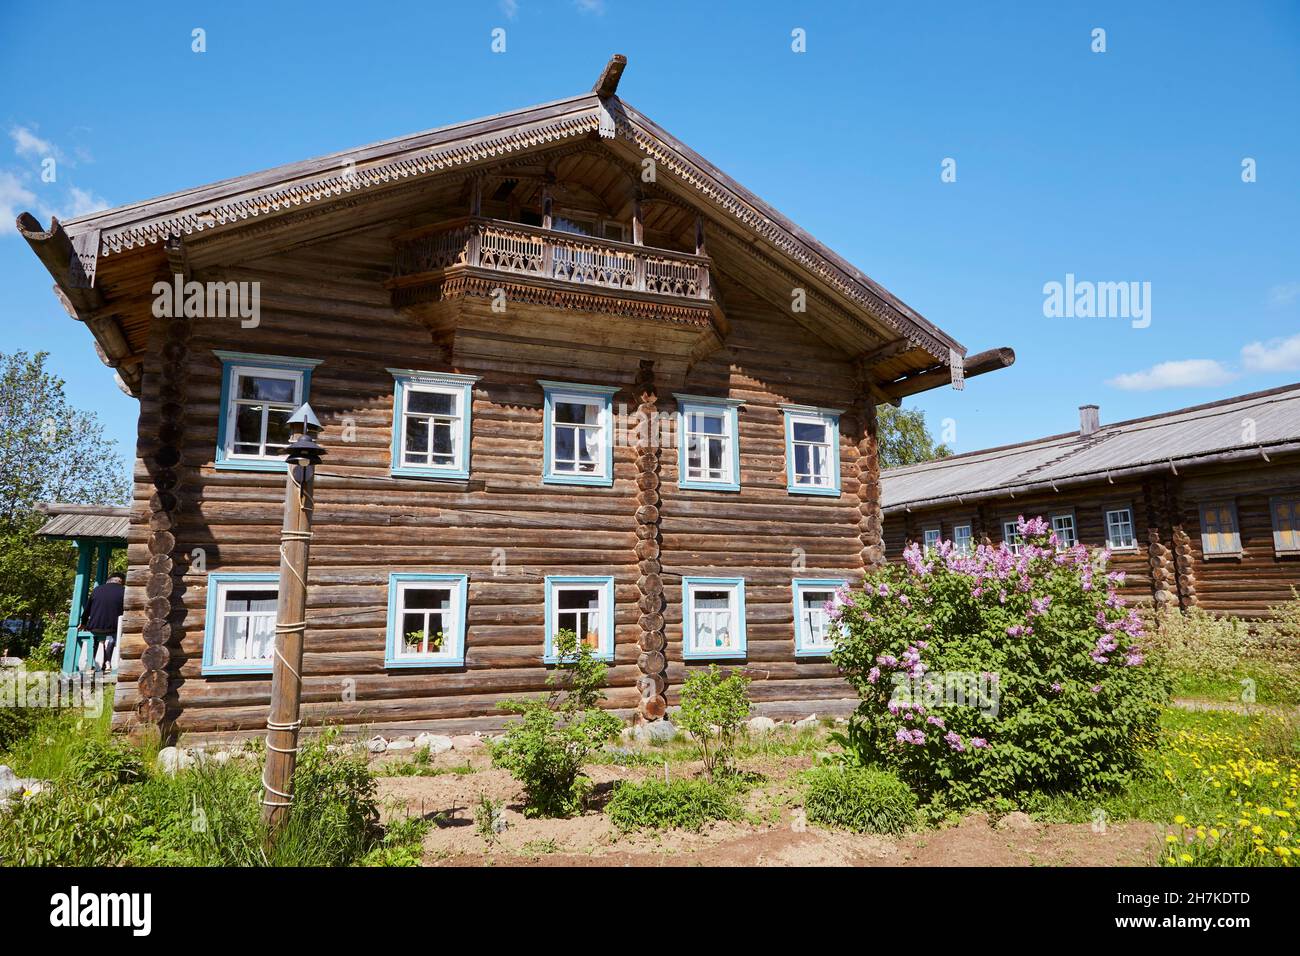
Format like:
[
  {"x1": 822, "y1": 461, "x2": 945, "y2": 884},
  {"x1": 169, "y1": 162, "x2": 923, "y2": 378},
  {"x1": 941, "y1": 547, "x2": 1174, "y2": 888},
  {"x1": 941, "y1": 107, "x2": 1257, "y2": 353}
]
[
  {"x1": 792, "y1": 579, "x2": 847, "y2": 657},
  {"x1": 544, "y1": 576, "x2": 615, "y2": 663},
  {"x1": 387, "y1": 369, "x2": 478, "y2": 480},
  {"x1": 681, "y1": 577, "x2": 747, "y2": 659},
  {"x1": 1199, "y1": 500, "x2": 1242, "y2": 558},
  {"x1": 214, "y1": 351, "x2": 321, "y2": 472},
  {"x1": 782, "y1": 405, "x2": 842, "y2": 496},
  {"x1": 540, "y1": 381, "x2": 617, "y2": 486},
  {"x1": 202, "y1": 573, "x2": 278, "y2": 675},
  {"x1": 1051, "y1": 512, "x2": 1078, "y2": 548},
  {"x1": 922, "y1": 526, "x2": 942, "y2": 551},
  {"x1": 676, "y1": 394, "x2": 743, "y2": 492},
  {"x1": 952, "y1": 523, "x2": 973, "y2": 555},
  {"x1": 386, "y1": 573, "x2": 468, "y2": 668},
  {"x1": 1104, "y1": 506, "x2": 1137, "y2": 551},
  {"x1": 1272, "y1": 496, "x2": 1300, "y2": 556},
  {"x1": 1003, "y1": 520, "x2": 1023, "y2": 555}
]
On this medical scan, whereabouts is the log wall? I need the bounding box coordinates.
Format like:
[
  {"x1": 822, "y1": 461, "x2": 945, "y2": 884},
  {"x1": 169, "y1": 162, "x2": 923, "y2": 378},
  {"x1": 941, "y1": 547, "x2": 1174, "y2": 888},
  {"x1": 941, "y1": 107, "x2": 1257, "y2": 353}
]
[{"x1": 114, "y1": 232, "x2": 867, "y2": 737}]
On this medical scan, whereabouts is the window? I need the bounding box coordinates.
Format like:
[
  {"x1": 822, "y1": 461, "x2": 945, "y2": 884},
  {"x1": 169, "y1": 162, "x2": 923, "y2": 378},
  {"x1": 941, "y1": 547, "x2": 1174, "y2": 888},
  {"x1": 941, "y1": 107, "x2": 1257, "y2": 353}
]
[
  {"x1": 544, "y1": 576, "x2": 615, "y2": 663},
  {"x1": 792, "y1": 579, "x2": 847, "y2": 657},
  {"x1": 202, "y1": 573, "x2": 278, "y2": 675},
  {"x1": 385, "y1": 573, "x2": 468, "y2": 668},
  {"x1": 676, "y1": 394, "x2": 743, "y2": 492},
  {"x1": 1003, "y1": 521, "x2": 1022, "y2": 555},
  {"x1": 541, "y1": 381, "x2": 617, "y2": 486},
  {"x1": 782, "y1": 405, "x2": 842, "y2": 496},
  {"x1": 388, "y1": 369, "x2": 478, "y2": 480},
  {"x1": 1273, "y1": 497, "x2": 1300, "y2": 555},
  {"x1": 1105, "y1": 507, "x2": 1137, "y2": 550},
  {"x1": 1199, "y1": 501, "x2": 1242, "y2": 558},
  {"x1": 215, "y1": 352, "x2": 321, "y2": 471},
  {"x1": 922, "y1": 527, "x2": 942, "y2": 551},
  {"x1": 1051, "y1": 513, "x2": 1077, "y2": 548},
  {"x1": 682, "y1": 577, "x2": 747, "y2": 659},
  {"x1": 953, "y1": 524, "x2": 973, "y2": 555}
]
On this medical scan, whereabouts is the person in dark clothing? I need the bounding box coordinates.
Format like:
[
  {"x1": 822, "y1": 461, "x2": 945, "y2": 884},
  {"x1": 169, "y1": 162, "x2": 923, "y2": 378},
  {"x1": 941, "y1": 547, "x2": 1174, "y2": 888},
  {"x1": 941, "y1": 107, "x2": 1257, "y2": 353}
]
[{"x1": 80, "y1": 573, "x2": 125, "y2": 672}]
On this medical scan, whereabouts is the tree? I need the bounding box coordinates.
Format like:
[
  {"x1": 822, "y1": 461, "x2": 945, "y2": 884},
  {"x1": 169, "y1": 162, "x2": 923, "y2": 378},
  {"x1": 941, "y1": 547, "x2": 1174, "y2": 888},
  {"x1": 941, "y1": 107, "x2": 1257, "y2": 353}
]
[
  {"x1": 0, "y1": 351, "x2": 129, "y2": 654},
  {"x1": 876, "y1": 404, "x2": 951, "y2": 468}
]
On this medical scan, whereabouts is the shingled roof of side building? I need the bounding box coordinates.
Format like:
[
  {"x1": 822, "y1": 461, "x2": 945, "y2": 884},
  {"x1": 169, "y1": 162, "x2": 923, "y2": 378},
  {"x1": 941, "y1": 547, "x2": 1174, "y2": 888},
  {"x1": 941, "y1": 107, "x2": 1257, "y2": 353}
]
[{"x1": 881, "y1": 382, "x2": 1300, "y2": 514}]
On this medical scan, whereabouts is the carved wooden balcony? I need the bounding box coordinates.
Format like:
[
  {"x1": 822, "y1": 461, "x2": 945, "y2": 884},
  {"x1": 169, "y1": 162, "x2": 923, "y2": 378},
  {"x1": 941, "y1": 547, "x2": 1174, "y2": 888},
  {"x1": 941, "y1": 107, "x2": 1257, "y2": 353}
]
[
  {"x1": 387, "y1": 216, "x2": 726, "y2": 381},
  {"x1": 389, "y1": 217, "x2": 715, "y2": 316}
]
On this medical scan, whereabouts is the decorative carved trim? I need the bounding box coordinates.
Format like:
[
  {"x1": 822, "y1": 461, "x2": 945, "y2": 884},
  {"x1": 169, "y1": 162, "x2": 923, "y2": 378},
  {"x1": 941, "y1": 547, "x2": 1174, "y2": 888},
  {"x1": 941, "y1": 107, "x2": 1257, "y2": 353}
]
[{"x1": 393, "y1": 272, "x2": 717, "y2": 327}]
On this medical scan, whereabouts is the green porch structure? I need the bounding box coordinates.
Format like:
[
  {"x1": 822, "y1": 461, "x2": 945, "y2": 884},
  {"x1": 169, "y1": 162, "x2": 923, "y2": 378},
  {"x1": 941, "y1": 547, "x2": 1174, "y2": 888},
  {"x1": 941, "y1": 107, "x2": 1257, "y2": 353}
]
[{"x1": 36, "y1": 503, "x2": 130, "y2": 674}]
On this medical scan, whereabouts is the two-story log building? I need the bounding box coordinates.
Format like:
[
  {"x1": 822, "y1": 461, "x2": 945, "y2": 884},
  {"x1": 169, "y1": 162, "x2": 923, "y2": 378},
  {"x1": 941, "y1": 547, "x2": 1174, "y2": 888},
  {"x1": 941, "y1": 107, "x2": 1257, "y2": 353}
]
[{"x1": 19, "y1": 56, "x2": 1011, "y2": 738}]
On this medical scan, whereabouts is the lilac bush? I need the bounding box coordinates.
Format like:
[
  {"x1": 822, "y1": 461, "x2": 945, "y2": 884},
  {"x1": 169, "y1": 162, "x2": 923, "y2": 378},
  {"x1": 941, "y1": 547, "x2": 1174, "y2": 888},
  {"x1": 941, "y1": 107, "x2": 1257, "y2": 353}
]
[{"x1": 829, "y1": 516, "x2": 1169, "y2": 810}]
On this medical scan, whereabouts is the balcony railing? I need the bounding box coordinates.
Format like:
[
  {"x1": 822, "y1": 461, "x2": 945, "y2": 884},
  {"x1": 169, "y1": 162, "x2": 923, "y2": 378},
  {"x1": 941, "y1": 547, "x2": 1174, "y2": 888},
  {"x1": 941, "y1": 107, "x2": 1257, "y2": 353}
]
[{"x1": 394, "y1": 217, "x2": 711, "y2": 301}]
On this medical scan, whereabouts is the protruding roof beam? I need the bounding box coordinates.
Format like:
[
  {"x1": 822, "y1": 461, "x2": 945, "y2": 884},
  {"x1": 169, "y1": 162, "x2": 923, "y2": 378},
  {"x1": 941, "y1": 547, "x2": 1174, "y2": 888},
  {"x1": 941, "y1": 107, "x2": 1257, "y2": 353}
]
[
  {"x1": 881, "y1": 347, "x2": 1015, "y2": 400},
  {"x1": 16, "y1": 213, "x2": 141, "y2": 396},
  {"x1": 593, "y1": 54, "x2": 627, "y2": 98}
]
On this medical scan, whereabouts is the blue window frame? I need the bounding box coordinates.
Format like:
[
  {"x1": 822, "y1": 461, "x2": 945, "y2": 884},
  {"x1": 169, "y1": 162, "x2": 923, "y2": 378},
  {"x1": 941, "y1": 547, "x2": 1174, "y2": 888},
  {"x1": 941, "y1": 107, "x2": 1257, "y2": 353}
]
[
  {"x1": 202, "y1": 572, "x2": 278, "y2": 676},
  {"x1": 385, "y1": 573, "x2": 468, "y2": 668},
  {"x1": 675, "y1": 394, "x2": 743, "y2": 492},
  {"x1": 543, "y1": 575, "x2": 615, "y2": 663},
  {"x1": 215, "y1": 351, "x2": 322, "y2": 472},
  {"x1": 540, "y1": 380, "x2": 618, "y2": 486},
  {"x1": 387, "y1": 369, "x2": 478, "y2": 480},
  {"x1": 681, "y1": 576, "x2": 747, "y2": 660},
  {"x1": 782, "y1": 405, "x2": 842, "y2": 496},
  {"x1": 791, "y1": 578, "x2": 848, "y2": 657}
]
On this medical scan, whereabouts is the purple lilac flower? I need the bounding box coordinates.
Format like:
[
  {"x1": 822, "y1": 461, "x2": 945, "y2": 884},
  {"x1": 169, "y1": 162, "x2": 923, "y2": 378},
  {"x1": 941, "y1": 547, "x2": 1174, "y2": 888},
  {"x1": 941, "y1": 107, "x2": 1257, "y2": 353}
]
[{"x1": 970, "y1": 737, "x2": 988, "y2": 749}]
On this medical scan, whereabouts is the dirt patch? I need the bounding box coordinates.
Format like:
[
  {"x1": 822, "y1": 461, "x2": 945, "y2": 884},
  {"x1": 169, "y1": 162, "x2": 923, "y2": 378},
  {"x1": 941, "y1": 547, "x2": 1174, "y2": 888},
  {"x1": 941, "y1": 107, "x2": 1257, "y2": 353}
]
[{"x1": 372, "y1": 737, "x2": 1165, "y2": 867}]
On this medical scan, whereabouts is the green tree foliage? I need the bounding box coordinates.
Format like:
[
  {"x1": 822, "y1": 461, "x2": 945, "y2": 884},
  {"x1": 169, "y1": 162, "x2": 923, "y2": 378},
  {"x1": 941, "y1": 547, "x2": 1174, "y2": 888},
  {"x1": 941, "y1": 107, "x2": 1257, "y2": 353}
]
[
  {"x1": 876, "y1": 403, "x2": 951, "y2": 468},
  {"x1": 0, "y1": 351, "x2": 129, "y2": 654}
]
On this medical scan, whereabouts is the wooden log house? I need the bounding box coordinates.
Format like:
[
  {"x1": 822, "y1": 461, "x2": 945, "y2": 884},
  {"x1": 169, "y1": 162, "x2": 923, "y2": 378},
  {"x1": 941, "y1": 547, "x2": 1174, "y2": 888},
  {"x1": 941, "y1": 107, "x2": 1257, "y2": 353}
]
[
  {"x1": 18, "y1": 56, "x2": 1012, "y2": 739},
  {"x1": 882, "y1": 386, "x2": 1300, "y2": 620}
]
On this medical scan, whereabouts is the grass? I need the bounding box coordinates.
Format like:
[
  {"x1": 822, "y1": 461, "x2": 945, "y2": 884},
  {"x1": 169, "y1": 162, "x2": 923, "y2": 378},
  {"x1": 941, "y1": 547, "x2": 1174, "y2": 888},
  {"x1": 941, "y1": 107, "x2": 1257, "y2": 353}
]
[
  {"x1": 1028, "y1": 708, "x2": 1299, "y2": 866},
  {"x1": 0, "y1": 707, "x2": 429, "y2": 867},
  {"x1": 605, "y1": 776, "x2": 743, "y2": 832},
  {"x1": 588, "y1": 722, "x2": 833, "y2": 767},
  {"x1": 1169, "y1": 662, "x2": 1300, "y2": 707}
]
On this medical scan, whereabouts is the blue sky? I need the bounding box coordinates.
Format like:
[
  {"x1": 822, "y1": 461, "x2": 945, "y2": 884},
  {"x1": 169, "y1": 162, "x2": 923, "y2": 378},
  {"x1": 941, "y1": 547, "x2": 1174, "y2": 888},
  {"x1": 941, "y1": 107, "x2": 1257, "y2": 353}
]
[{"x1": 2, "y1": 0, "x2": 1298, "y2": 475}]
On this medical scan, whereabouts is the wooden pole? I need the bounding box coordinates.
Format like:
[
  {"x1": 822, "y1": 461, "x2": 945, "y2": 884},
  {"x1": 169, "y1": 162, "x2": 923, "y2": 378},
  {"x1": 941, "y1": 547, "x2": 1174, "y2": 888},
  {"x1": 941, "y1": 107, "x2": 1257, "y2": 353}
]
[{"x1": 261, "y1": 413, "x2": 325, "y2": 829}]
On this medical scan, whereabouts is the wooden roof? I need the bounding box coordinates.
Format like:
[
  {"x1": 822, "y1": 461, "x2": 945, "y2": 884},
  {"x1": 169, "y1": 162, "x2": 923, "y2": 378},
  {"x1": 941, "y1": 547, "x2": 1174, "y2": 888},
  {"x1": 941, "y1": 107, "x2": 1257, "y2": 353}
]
[
  {"x1": 882, "y1": 382, "x2": 1300, "y2": 513},
  {"x1": 16, "y1": 55, "x2": 1013, "y2": 400},
  {"x1": 35, "y1": 503, "x2": 131, "y2": 541}
]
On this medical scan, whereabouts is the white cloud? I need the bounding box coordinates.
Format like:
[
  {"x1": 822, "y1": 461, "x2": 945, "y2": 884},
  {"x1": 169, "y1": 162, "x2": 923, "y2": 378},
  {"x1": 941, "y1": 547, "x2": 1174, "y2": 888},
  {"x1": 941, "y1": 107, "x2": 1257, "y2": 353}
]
[
  {"x1": 1241, "y1": 332, "x2": 1300, "y2": 372},
  {"x1": 50, "y1": 186, "x2": 110, "y2": 221},
  {"x1": 574, "y1": 0, "x2": 604, "y2": 12},
  {"x1": 10, "y1": 125, "x2": 57, "y2": 159},
  {"x1": 1267, "y1": 282, "x2": 1300, "y2": 307},
  {"x1": 0, "y1": 170, "x2": 37, "y2": 225},
  {"x1": 499, "y1": 0, "x2": 518, "y2": 18},
  {"x1": 1106, "y1": 359, "x2": 1238, "y2": 391}
]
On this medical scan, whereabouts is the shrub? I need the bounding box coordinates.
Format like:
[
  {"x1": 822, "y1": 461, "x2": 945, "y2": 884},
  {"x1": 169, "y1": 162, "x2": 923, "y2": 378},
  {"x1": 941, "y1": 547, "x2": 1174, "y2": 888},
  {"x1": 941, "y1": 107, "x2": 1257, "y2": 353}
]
[
  {"x1": 1149, "y1": 607, "x2": 1250, "y2": 684},
  {"x1": 676, "y1": 664, "x2": 751, "y2": 780},
  {"x1": 66, "y1": 737, "x2": 146, "y2": 791},
  {"x1": 831, "y1": 516, "x2": 1169, "y2": 811},
  {"x1": 491, "y1": 630, "x2": 622, "y2": 817},
  {"x1": 802, "y1": 765, "x2": 916, "y2": 833},
  {"x1": 605, "y1": 777, "x2": 741, "y2": 832},
  {"x1": 0, "y1": 785, "x2": 136, "y2": 866}
]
